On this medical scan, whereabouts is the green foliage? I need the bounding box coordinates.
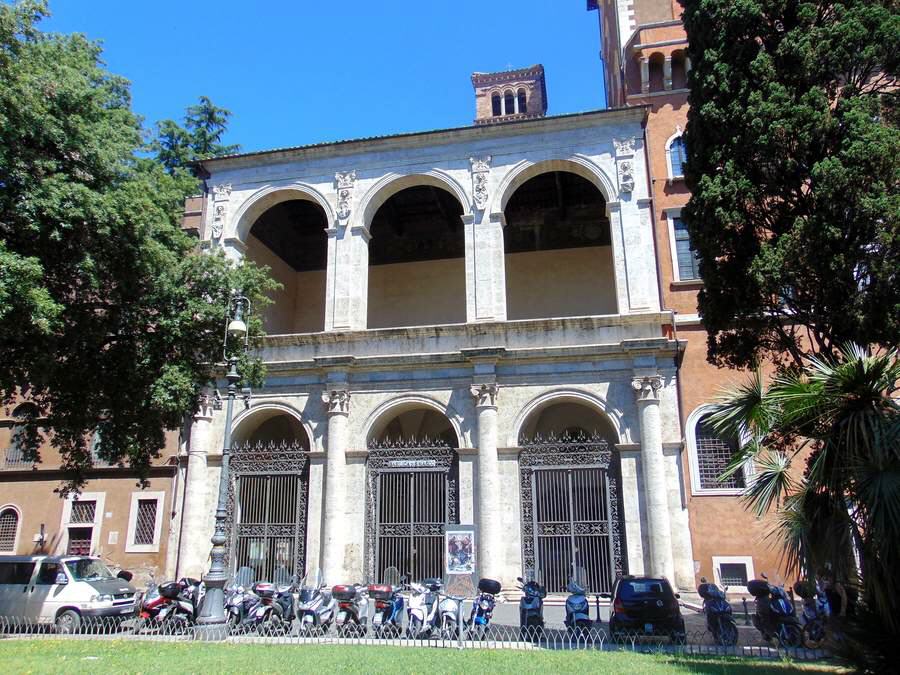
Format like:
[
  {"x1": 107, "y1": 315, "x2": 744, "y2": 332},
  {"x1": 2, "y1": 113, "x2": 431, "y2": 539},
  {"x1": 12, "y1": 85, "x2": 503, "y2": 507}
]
[
  {"x1": 709, "y1": 345, "x2": 900, "y2": 660},
  {"x1": 0, "y1": 1, "x2": 277, "y2": 490},
  {"x1": 151, "y1": 95, "x2": 240, "y2": 178},
  {"x1": 680, "y1": 0, "x2": 900, "y2": 370}
]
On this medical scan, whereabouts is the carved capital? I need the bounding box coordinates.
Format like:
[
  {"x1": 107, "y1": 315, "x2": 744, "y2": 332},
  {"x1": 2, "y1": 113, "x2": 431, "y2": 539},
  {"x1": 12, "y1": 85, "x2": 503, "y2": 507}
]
[
  {"x1": 613, "y1": 136, "x2": 636, "y2": 157},
  {"x1": 334, "y1": 170, "x2": 357, "y2": 222},
  {"x1": 212, "y1": 183, "x2": 233, "y2": 199},
  {"x1": 632, "y1": 376, "x2": 662, "y2": 402},
  {"x1": 195, "y1": 389, "x2": 218, "y2": 419},
  {"x1": 469, "y1": 155, "x2": 491, "y2": 211},
  {"x1": 322, "y1": 388, "x2": 351, "y2": 414},
  {"x1": 471, "y1": 383, "x2": 499, "y2": 408}
]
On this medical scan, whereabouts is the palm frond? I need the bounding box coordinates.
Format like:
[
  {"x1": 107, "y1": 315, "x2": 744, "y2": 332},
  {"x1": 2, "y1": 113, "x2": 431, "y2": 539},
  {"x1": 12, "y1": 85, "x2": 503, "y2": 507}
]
[
  {"x1": 707, "y1": 370, "x2": 771, "y2": 439},
  {"x1": 741, "y1": 450, "x2": 796, "y2": 517}
]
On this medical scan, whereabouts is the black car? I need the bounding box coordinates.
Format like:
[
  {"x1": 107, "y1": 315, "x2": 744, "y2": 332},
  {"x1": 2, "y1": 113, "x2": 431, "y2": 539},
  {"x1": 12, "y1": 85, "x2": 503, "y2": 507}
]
[{"x1": 607, "y1": 576, "x2": 686, "y2": 642}]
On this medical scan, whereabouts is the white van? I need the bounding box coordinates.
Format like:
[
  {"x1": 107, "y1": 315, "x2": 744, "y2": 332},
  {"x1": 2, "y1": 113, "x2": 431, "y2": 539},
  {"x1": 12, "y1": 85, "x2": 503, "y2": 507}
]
[{"x1": 0, "y1": 555, "x2": 137, "y2": 632}]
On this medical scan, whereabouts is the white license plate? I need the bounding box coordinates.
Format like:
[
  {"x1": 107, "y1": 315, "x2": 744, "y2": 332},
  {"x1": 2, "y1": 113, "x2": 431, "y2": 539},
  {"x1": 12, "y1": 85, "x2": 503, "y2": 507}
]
[
  {"x1": 255, "y1": 607, "x2": 268, "y2": 617},
  {"x1": 644, "y1": 623, "x2": 653, "y2": 633}
]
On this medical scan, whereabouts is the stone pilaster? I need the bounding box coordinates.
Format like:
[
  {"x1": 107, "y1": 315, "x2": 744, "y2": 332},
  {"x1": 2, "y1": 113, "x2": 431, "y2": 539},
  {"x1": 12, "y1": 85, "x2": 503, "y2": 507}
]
[
  {"x1": 321, "y1": 387, "x2": 350, "y2": 584},
  {"x1": 472, "y1": 383, "x2": 502, "y2": 581},
  {"x1": 179, "y1": 392, "x2": 216, "y2": 579},
  {"x1": 632, "y1": 375, "x2": 675, "y2": 581}
]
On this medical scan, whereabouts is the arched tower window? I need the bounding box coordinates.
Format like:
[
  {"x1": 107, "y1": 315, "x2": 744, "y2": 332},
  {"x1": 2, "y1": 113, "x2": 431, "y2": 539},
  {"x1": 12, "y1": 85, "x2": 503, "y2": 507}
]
[
  {"x1": 517, "y1": 89, "x2": 527, "y2": 114},
  {"x1": 669, "y1": 135, "x2": 687, "y2": 178},
  {"x1": 0, "y1": 506, "x2": 20, "y2": 553},
  {"x1": 504, "y1": 90, "x2": 515, "y2": 115},
  {"x1": 686, "y1": 407, "x2": 749, "y2": 494},
  {"x1": 491, "y1": 93, "x2": 501, "y2": 117}
]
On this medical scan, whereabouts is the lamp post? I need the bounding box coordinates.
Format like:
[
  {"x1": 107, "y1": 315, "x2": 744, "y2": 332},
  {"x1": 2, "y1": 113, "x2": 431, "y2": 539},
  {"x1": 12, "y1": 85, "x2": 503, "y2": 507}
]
[{"x1": 196, "y1": 293, "x2": 250, "y2": 637}]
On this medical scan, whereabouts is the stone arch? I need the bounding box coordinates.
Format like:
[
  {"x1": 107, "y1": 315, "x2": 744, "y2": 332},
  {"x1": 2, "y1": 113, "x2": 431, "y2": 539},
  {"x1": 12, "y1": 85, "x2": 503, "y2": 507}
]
[
  {"x1": 490, "y1": 156, "x2": 617, "y2": 217},
  {"x1": 359, "y1": 170, "x2": 472, "y2": 229},
  {"x1": 362, "y1": 394, "x2": 465, "y2": 448},
  {"x1": 231, "y1": 401, "x2": 314, "y2": 449},
  {"x1": 0, "y1": 503, "x2": 22, "y2": 554},
  {"x1": 232, "y1": 183, "x2": 335, "y2": 244},
  {"x1": 509, "y1": 388, "x2": 623, "y2": 447}
]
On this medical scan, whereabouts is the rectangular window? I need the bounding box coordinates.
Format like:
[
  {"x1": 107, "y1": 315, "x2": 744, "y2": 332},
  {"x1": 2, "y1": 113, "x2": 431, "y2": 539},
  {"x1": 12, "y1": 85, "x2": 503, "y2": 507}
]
[
  {"x1": 133, "y1": 499, "x2": 157, "y2": 546},
  {"x1": 719, "y1": 562, "x2": 749, "y2": 587},
  {"x1": 35, "y1": 562, "x2": 62, "y2": 585},
  {"x1": 67, "y1": 527, "x2": 93, "y2": 555},
  {"x1": 69, "y1": 500, "x2": 96, "y2": 524},
  {"x1": 673, "y1": 217, "x2": 700, "y2": 281},
  {"x1": 696, "y1": 420, "x2": 745, "y2": 490},
  {"x1": 0, "y1": 561, "x2": 34, "y2": 584}
]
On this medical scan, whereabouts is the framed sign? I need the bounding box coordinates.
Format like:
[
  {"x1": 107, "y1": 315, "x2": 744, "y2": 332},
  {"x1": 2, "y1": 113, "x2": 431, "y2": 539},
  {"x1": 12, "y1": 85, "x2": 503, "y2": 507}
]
[{"x1": 445, "y1": 524, "x2": 476, "y2": 575}]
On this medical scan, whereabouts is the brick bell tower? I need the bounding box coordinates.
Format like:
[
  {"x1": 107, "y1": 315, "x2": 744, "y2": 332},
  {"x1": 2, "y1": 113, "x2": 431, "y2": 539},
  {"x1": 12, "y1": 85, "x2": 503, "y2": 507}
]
[{"x1": 471, "y1": 64, "x2": 548, "y2": 125}]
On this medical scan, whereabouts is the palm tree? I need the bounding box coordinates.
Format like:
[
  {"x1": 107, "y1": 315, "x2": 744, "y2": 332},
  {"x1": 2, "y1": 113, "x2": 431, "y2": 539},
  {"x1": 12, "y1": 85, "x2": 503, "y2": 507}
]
[{"x1": 708, "y1": 345, "x2": 900, "y2": 646}]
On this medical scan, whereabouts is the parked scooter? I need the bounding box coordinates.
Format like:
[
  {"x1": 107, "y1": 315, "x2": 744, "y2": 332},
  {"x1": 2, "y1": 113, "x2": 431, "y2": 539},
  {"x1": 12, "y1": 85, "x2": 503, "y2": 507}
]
[
  {"x1": 438, "y1": 588, "x2": 465, "y2": 640},
  {"x1": 138, "y1": 577, "x2": 202, "y2": 633},
  {"x1": 333, "y1": 584, "x2": 369, "y2": 637},
  {"x1": 296, "y1": 570, "x2": 336, "y2": 635},
  {"x1": 517, "y1": 572, "x2": 546, "y2": 639},
  {"x1": 698, "y1": 578, "x2": 738, "y2": 646},
  {"x1": 564, "y1": 576, "x2": 593, "y2": 637},
  {"x1": 467, "y1": 578, "x2": 501, "y2": 640},
  {"x1": 369, "y1": 568, "x2": 404, "y2": 638},
  {"x1": 748, "y1": 574, "x2": 803, "y2": 647},
  {"x1": 794, "y1": 579, "x2": 828, "y2": 648},
  {"x1": 406, "y1": 578, "x2": 443, "y2": 639},
  {"x1": 246, "y1": 581, "x2": 291, "y2": 634}
]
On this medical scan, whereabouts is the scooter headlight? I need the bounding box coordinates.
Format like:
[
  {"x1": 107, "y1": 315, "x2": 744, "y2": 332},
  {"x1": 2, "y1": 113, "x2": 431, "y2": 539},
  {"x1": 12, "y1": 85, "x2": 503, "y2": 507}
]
[{"x1": 479, "y1": 599, "x2": 491, "y2": 610}]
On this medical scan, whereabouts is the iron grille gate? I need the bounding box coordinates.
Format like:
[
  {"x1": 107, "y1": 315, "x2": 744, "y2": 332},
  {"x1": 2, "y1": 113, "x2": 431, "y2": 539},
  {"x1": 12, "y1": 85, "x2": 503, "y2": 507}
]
[
  {"x1": 365, "y1": 438, "x2": 458, "y2": 583},
  {"x1": 519, "y1": 431, "x2": 624, "y2": 594},
  {"x1": 226, "y1": 440, "x2": 310, "y2": 584}
]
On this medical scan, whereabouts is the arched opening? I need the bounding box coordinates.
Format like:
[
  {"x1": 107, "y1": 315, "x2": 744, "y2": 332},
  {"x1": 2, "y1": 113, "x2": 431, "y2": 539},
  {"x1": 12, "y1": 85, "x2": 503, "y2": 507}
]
[
  {"x1": 517, "y1": 399, "x2": 623, "y2": 593},
  {"x1": 504, "y1": 90, "x2": 515, "y2": 114},
  {"x1": 365, "y1": 405, "x2": 459, "y2": 583},
  {"x1": 245, "y1": 198, "x2": 328, "y2": 334},
  {"x1": 367, "y1": 185, "x2": 466, "y2": 328},
  {"x1": 503, "y1": 171, "x2": 616, "y2": 320},
  {"x1": 517, "y1": 88, "x2": 528, "y2": 114},
  {"x1": 491, "y1": 92, "x2": 502, "y2": 117},
  {"x1": 648, "y1": 52, "x2": 665, "y2": 92},
  {"x1": 0, "y1": 506, "x2": 20, "y2": 553},
  {"x1": 228, "y1": 410, "x2": 311, "y2": 584},
  {"x1": 671, "y1": 50, "x2": 688, "y2": 90}
]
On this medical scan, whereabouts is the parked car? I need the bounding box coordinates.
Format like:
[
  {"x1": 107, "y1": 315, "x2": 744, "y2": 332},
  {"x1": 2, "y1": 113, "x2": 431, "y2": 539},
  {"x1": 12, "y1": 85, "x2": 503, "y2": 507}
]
[
  {"x1": 607, "y1": 576, "x2": 686, "y2": 643},
  {"x1": 0, "y1": 555, "x2": 138, "y2": 633}
]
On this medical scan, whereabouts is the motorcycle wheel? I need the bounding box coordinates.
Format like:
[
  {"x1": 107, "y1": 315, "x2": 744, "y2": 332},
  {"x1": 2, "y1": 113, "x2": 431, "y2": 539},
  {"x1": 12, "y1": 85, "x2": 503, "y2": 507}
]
[
  {"x1": 441, "y1": 618, "x2": 458, "y2": 641},
  {"x1": 778, "y1": 623, "x2": 803, "y2": 648},
  {"x1": 803, "y1": 617, "x2": 826, "y2": 649},
  {"x1": 407, "y1": 617, "x2": 422, "y2": 639}
]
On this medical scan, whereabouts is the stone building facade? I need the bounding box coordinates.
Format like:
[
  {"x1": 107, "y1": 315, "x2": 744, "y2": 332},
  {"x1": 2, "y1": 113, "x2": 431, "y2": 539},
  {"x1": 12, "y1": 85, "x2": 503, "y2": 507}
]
[{"x1": 174, "y1": 89, "x2": 701, "y2": 593}]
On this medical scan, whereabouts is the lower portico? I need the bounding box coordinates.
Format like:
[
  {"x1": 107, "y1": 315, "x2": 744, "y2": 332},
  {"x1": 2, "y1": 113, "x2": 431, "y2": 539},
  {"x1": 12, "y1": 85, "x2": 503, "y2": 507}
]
[{"x1": 175, "y1": 314, "x2": 695, "y2": 592}]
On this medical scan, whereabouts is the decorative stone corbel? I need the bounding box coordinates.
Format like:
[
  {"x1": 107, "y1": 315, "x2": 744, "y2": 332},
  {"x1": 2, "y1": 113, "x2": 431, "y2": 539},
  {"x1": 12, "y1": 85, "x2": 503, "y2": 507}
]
[
  {"x1": 469, "y1": 156, "x2": 491, "y2": 211},
  {"x1": 335, "y1": 171, "x2": 357, "y2": 223},
  {"x1": 210, "y1": 183, "x2": 232, "y2": 241},
  {"x1": 613, "y1": 137, "x2": 637, "y2": 196},
  {"x1": 322, "y1": 388, "x2": 351, "y2": 414}
]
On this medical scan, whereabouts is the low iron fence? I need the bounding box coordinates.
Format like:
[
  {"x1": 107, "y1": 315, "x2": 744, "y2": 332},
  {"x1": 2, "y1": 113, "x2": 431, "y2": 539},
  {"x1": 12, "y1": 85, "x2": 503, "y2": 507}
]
[{"x1": 0, "y1": 615, "x2": 831, "y2": 661}]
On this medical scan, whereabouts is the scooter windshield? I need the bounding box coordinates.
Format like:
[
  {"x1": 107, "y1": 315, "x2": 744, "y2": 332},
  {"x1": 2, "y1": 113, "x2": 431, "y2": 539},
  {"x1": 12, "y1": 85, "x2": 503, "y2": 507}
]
[{"x1": 299, "y1": 569, "x2": 322, "y2": 591}]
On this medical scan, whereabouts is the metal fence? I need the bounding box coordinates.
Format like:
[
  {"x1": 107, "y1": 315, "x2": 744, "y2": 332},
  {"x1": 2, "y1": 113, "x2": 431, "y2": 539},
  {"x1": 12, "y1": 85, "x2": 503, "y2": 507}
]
[{"x1": 0, "y1": 615, "x2": 832, "y2": 661}]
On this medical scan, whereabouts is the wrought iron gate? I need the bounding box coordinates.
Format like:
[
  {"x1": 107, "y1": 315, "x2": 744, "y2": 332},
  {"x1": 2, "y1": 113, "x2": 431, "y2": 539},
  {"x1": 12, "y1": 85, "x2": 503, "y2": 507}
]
[
  {"x1": 365, "y1": 438, "x2": 458, "y2": 583},
  {"x1": 227, "y1": 440, "x2": 309, "y2": 584},
  {"x1": 519, "y1": 431, "x2": 624, "y2": 594}
]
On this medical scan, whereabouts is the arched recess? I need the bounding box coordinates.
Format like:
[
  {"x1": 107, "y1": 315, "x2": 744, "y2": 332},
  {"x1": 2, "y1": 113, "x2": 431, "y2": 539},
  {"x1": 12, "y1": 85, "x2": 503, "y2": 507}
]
[
  {"x1": 670, "y1": 49, "x2": 688, "y2": 90},
  {"x1": 515, "y1": 393, "x2": 625, "y2": 593},
  {"x1": 236, "y1": 186, "x2": 331, "y2": 334},
  {"x1": 648, "y1": 52, "x2": 665, "y2": 92},
  {"x1": 363, "y1": 399, "x2": 461, "y2": 584},
  {"x1": 0, "y1": 504, "x2": 22, "y2": 554},
  {"x1": 498, "y1": 159, "x2": 618, "y2": 320},
  {"x1": 227, "y1": 404, "x2": 312, "y2": 584},
  {"x1": 362, "y1": 174, "x2": 469, "y2": 329},
  {"x1": 511, "y1": 389, "x2": 622, "y2": 446}
]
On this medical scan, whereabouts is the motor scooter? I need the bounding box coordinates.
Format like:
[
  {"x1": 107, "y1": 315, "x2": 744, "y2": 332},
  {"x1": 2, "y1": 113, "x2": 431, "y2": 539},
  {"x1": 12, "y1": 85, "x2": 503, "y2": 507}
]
[
  {"x1": 369, "y1": 568, "x2": 404, "y2": 638},
  {"x1": 333, "y1": 584, "x2": 369, "y2": 637},
  {"x1": 517, "y1": 572, "x2": 546, "y2": 639},
  {"x1": 698, "y1": 578, "x2": 737, "y2": 646},
  {"x1": 406, "y1": 578, "x2": 442, "y2": 639},
  {"x1": 467, "y1": 578, "x2": 501, "y2": 640},
  {"x1": 564, "y1": 576, "x2": 593, "y2": 637},
  {"x1": 138, "y1": 577, "x2": 200, "y2": 633},
  {"x1": 296, "y1": 570, "x2": 336, "y2": 635},
  {"x1": 748, "y1": 574, "x2": 802, "y2": 647}
]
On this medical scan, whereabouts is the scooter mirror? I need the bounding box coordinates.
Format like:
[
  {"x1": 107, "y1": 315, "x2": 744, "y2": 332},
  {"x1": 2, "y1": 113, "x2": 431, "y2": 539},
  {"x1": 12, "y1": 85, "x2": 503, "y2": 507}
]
[
  {"x1": 675, "y1": 593, "x2": 681, "y2": 599},
  {"x1": 516, "y1": 577, "x2": 523, "y2": 582}
]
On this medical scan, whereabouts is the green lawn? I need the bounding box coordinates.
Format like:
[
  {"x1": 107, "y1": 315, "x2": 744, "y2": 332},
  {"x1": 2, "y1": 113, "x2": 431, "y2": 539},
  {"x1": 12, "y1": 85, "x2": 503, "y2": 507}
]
[{"x1": 0, "y1": 639, "x2": 846, "y2": 674}]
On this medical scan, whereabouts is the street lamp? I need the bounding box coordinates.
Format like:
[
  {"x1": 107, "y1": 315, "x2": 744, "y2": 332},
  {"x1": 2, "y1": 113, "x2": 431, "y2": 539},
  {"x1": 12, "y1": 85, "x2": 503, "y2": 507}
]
[{"x1": 196, "y1": 293, "x2": 250, "y2": 637}]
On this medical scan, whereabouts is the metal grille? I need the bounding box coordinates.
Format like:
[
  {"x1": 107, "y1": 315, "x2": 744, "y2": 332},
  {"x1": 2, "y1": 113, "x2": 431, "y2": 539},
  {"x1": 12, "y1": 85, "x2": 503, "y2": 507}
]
[
  {"x1": 365, "y1": 438, "x2": 458, "y2": 583},
  {"x1": 67, "y1": 527, "x2": 93, "y2": 555},
  {"x1": 520, "y1": 431, "x2": 623, "y2": 594},
  {"x1": 133, "y1": 499, "x2": 157, "y2": 546},
  {"x1": 4, "y1": 444, "x2": 29, "y2": 468},
  {"x1": 696, "y1": 417, "x2": 744, "y2": 489},
  {"x1": 0, "y1": 508, "x2": 18, "y2": 551},
  {"x1": 70, "y1": 500, "x2": 96, "y2": 524},
  {"x1": 227, "y1": 441, "x2": 310, "y2": 584},
  {"x1": 719, "y1": 562, "x2": 749, "y2": 587}
]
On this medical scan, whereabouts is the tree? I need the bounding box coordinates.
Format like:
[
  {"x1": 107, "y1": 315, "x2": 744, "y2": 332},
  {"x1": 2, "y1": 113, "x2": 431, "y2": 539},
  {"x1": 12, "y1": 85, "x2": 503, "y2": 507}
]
[
  {"x1": 152, "y1": 96, "x2": 240, "y2": 176},
  {"x1": 710, "y1": 345, "x2": 900, "y2": 669},
  {"x1": 0, "y1": 1, "x2": 277, "y2": 489},
  {"x1": 680, "y1": 0, "x2": 899, "y2": 371}
]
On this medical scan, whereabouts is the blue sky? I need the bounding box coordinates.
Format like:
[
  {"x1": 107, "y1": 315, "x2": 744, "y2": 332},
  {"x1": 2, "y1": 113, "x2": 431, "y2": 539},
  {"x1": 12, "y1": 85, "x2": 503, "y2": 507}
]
[{"x1": 44, "y1": 1, "x2": 606, "y2": 153}]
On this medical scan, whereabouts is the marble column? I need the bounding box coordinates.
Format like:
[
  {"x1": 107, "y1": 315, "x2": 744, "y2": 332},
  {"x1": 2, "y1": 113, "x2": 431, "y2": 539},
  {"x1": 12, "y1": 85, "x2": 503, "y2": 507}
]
[
  {"x1": 179, "y1": 393, "x2": 215, "y2": 579},
  {"x1": 321, "y1": 388, "x2": 350, "y2": 585},
  {"x1": 633, "y1": 375, "x2": 675, "y2": 581},
  {"x1": 663, "y1": 56, "x2": 673, "y2": 90},
  {"x1": 640, "y1": 57, "x2": 650, "y2": 94},
  {"x1": 472, "y1": 383, "x2": 502, "y2": 582}
]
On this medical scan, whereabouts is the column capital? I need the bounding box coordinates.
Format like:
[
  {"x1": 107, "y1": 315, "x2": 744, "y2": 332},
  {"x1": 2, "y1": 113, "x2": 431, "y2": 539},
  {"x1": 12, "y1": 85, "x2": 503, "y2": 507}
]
[
  {"x1": 471, "y1": 383, "x2": 499, "y2": 408},
  {"x1": 194, "y1": 389, "x2": 218, "y2": 421},
  {"x1": 322, "y1": 388, "x2": 351, "y2": 415},
  {"x1": 632, "y1": 375, "x2": 662, "y2": 402}
]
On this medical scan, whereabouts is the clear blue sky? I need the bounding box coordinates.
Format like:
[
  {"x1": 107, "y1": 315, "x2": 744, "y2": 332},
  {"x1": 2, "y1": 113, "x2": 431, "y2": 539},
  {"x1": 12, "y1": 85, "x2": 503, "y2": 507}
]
[{"x1": 43, "y1": 1, "x2": 606, "y2": 153}]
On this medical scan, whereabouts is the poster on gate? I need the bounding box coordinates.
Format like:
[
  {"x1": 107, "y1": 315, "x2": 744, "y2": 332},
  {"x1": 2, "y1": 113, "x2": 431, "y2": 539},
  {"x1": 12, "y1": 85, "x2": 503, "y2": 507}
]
[{"x1": 445, "y1": 524, "x2": 476, "y2": 575}]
